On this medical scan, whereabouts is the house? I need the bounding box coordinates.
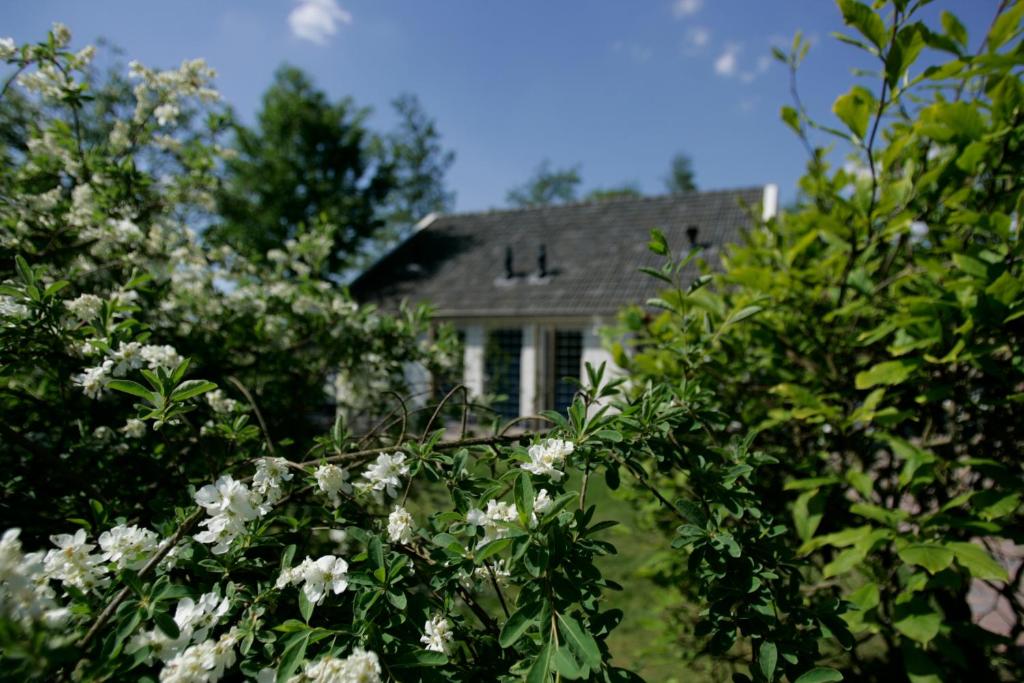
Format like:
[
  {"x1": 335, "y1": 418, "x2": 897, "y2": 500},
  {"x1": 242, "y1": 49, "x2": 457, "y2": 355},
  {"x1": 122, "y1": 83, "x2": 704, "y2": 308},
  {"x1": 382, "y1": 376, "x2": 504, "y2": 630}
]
[{"x1": 351, "y1": 185, "x2": 777, "y2": 420}]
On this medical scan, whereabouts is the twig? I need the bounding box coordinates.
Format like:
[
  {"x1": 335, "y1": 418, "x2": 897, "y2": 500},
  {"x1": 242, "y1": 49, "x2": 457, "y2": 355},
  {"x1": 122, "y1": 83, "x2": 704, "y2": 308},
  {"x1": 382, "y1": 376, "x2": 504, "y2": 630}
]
[{"x1": 226, "y1": 375, "x2": 274, "y2": 455}]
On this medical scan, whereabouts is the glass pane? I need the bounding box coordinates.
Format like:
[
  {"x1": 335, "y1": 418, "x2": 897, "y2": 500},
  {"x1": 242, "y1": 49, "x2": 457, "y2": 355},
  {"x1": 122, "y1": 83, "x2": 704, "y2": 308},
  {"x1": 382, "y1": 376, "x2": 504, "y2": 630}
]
[
  {"x1": 485, "y1": 329, "x2": 522, "y2": 420},
  {"x1": 553, "y1": 330, "x2": 582, "y2": 413}
]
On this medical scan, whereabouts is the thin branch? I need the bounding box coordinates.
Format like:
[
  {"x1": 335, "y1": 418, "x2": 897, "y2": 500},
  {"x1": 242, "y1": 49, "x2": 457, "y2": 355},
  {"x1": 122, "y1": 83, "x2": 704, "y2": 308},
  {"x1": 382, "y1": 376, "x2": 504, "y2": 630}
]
[{"x1": 226, "y1": 375, "x2": 275, "y2": 456}]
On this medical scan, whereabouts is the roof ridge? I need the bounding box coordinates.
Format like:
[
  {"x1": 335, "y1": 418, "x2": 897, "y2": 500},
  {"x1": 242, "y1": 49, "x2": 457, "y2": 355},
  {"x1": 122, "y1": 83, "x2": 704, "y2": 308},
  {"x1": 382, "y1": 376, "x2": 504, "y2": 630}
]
[{"x1": 437, "y1": 185, "x2": 766, "y2": 221}]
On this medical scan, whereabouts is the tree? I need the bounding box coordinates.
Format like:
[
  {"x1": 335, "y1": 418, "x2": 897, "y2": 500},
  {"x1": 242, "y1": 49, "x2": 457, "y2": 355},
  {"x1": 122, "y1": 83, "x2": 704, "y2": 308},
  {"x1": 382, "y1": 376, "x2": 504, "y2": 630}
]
[
  {"x1": 583, "y1": 184, "x2": 642, "y2": 202},
  {"x1": 209, "y1": 66, "x2": 453, "y2": 271},
  {"x1": 663, "y1": 152, "x2": 696, "y2": 194},
  {"x1": 506, "y1": 160, "x2": 581, "y2": 207},
  {"x1": 384, "y1": 93, "x2": 455, "y2": 236},
  {"x1": 620, "y1": 2, "x2": 1024, "y2": 680}
]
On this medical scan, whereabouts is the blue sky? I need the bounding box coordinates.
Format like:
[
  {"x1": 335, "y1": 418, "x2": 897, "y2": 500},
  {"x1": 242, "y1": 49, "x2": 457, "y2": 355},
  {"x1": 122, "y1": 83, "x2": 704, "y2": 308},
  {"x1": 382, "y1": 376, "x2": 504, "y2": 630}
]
[{"x1": 1, "y1": 1, "x2": 998, "y2": 212}]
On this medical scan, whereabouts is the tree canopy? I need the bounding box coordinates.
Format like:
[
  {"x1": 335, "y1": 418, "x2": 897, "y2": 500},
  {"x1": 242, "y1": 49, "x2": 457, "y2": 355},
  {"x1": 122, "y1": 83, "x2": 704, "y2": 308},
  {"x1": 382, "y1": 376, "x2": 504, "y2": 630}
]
[{"x1": 208, "y1": 66, "x2": 453, "y2": 271}]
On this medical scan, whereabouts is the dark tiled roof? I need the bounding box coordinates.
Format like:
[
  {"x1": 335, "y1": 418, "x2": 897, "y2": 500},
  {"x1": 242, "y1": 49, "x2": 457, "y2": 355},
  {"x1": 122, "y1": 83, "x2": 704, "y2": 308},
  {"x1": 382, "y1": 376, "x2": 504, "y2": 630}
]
[{"x1": 351, "y1": 187, "x2": 765, "y2": 318}]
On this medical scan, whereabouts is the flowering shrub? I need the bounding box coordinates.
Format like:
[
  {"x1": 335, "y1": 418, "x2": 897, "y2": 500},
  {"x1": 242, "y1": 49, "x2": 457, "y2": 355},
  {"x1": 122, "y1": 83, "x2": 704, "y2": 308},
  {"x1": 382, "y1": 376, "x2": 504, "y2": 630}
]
[{"x1": 0, "y1": 24, "x2": 455, "y2": 541}]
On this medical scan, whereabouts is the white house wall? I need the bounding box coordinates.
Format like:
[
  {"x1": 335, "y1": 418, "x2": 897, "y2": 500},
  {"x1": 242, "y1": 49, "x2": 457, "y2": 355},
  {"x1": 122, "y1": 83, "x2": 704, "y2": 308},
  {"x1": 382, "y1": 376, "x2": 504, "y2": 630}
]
[
  {"x1": 462, "y1": 324, "x2": 485, "y2": 397},
  {"x1": 520, "y1": 324, "x2": 539, "y2": 417}
]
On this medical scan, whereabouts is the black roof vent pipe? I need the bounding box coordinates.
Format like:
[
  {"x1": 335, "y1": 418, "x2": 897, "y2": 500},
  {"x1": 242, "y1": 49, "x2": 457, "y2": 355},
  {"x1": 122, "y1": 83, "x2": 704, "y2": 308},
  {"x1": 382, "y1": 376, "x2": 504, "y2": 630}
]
[
  {"x1": 538, "y1": 244, "x2": 547, "y2": 277},
  {"x1": 686, "y1": 225, "x2": 699, "y2": 246},
  {"x1": 505, "y1": 246, "x2": 514, "y2": 279}
]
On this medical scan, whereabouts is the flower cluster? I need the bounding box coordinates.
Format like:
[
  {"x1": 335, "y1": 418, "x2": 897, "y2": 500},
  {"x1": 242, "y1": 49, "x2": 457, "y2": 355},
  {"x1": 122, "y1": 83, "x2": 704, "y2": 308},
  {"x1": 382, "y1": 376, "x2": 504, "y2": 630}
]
[
  {"x1": 97, "y1": 524, "x2": 160, "y2": 570},
  {"x1": 158, "y1": 627, "x2": 239, "y2": 683},
  {"x1": 314, "y1": 463, "x2": 352, "y2": 507},
  {"x1": 252, "y1": 457, "x2": 293, "y2": 514},
  {"x1": 72, "y1": 340, "x2": 185, "y2": 399},
  {"x1": 193, "y1": 476, "x2": 260, "y2": 554},
  {"x1": 358, "y1": 452, "x2": 409, "y2": 500},
  {"x1": 0, "y1": 529, "x2": 68, "y2": 630},
  {"x1": 276, "y1": 555, "x2": 350, "y2": 606},
  {"x1": 43, "y1": 529, "x2": 109, "y2": 592},
  {"x1": 387, "y1": 505, "x2": 415, "y2": 545},
  {"x1": 521, "y1": 438, "x2": 575, "y2": 481},
  {"x1": 127, "y1": 590, "x2": 230, "y2": 664},
  {"x1": 421, "y1": 614, "x2": 455, "y2": 655},
  {"x1": 466, "y1": 500, "x2": 518, "y2": 546},
  {"x1": 289, "y1": 648, "x2": 382, "y2": 683}
]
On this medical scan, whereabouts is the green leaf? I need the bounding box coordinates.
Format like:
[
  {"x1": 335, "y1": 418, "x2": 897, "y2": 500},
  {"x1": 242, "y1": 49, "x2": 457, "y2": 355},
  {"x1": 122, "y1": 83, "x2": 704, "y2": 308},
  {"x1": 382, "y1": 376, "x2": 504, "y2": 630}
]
[
  {"x1": 823, "y1": 546, "x2": 866, "y2": 578},
  {"x1": 648, "y1": 228, "x2": 669, "y2": 256},
  {"x1": 854, "y1": 359, "x2": 918, "y2": 389},
  {"x1": 793, "y1": 667, "x2": 844, "y2": 683},
  {"x1": 514, "y1": 471, "x2": 535, "y2": 528},
  {"x1": 499, "y1": 602, "x2": 539, "y2": 648},
  {"x1": 556, "y1": 613, "x2": 601, "y2": 672},
  {"x1": 833, "y1": 86, "x2": 874, "y2": 139},
  {"x1": 298, "y1": 588, "x2": 314, "y2": 622},
  {"x1": 106, "y1": 380, "x2": 155, "y2": 401},
  {"x1": 781, "y1": 105, "x2": 801, "y2": 134},
  {"x1": 893, "y1": 599, "x2": 941, "y2": 644},
  {"x1": 169, "y1": 379, "x2": 217, "y2": 403},
  {"x1": 526, "y1": 641, "x2": 554, "y2": 683},
  {"x1": 552, "y1": 644, "x2": 586, "y2": 679},
  {"x1": 793, "y1": 488, "x2": 826, "y2": 542},
  {"x1": 947, "y1": 541, "x2": 1008, "y2": 581},
  {"x1": 897, "y1": 543, "x2": 954, "y2": 574},
  {"x1": 941, "y1": 10, "x2": 967, "y2": 47},
  {"x1": 152, "y1": 610, "x2": 180, "y2": 639},
  {"x1": 390, "y1": 648, "x2": 448, "y2": 668},
  {"x1": 837, "y1": 0, "x2": 887, "y2": 49},
  {"x1": 987, "y1": 1, "x2": 1024, "y2": 51},
  {"x1": 476, "y1": 538, "x2": 513, "y2": 563},
  {"x1": 758, "y1": 641, "x2": 778, "y2": 681},
  {"x1": 277, "y1": 632, "x2": 310, "y2": 683}
]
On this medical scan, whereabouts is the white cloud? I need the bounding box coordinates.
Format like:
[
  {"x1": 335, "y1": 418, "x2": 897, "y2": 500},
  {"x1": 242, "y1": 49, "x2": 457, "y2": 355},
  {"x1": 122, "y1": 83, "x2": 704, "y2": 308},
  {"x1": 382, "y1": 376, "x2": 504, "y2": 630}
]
[
  {"x1": 672, "y1": 0, "x2": 703, "y2": 18},
  {"x1": 685, "y1": 26, "x2": 711, "y2": 51},
  {"x1": 714, "y1": 43, "x2": 740, "y2": 77},
  {"x1": 288, "y1": 0, "x2": 352, "y2": 45}
]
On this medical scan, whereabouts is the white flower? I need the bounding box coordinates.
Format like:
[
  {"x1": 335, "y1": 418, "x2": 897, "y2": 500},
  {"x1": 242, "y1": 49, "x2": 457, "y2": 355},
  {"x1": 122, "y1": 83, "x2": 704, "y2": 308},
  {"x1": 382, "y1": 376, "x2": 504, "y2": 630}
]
[
  {"x1": 175, "y1": 590, "x2": 229, "y2": 641},
  {"x1": 74, "y1": 359, "x2": 113, "y2": 398},
  {"x1": 341, "y1": 648, "x2": 382, "y2": 682},
  {"x1": 298, "y1": 555, "x2": 349, "y2": 605},
  {"x1": 205, "y1": 389, "x2": 239, "y2": 414},
  {"x1": 110, "y1": 341, "x2": 144, "y2": 376},
  {"x1": 43, "y1": 528, "x2": 109, "y2": 592},
  {"x1": 122, "y1": 418, "x2": 146, "y2": 439},
  {"x1": 159, "y1": 627, "x2": 238, "y2": 683},
  {"x1": 154, "y1": 103, "x2": 180, "y2": 127},
  {"x1": 314, "y1": 463, "x2": 352, "y2": 507},
  {"x1": 466, "y1": 499, "x2": 518, "y2": 545},
  {"x1": 0, "y1": 528, "x2": 65, "y2": 629},
  {"x1": 195, "y1": 476, "x2": 257, "y2": 520},
  {"x1": 140, "y1": 344, "x2": 183, "y2": 372},
  {"x1": 97, "y1": 524, "x2": 159, "y2": 570},
  {"x1": 521, "y1": 438, "x2": 575, "y2": 482},
  {"x1": 530, "y1": 489, "x2": 554, "y2": 527},
  {"x1": 421, "y1": 614, "x2": 454, "y2": 654},
  {"x1": 0, "y1": 37, "x2": 16, "y2": 60},
  {"x1": 387, "y1": 506, "x2": 414, "y2": 545},
  {"x1": 359, "y1": 452, "x2": 408, "y2": 499},
  {"x1": 193, "y1": 476, "x2": 259, "y2": 554},
  {"x1": 65, "y1": 293, "x2": 103, "y2": 320},
  {"x1": 252, "y1": 457, "x2": 292, "y2": 514},
  {"x1": 298, "y1": 648, "x2": 382, "y2": 683},
  {"x1": 0, "y1": 295, "x2": 29, "y2": 321},
  {"x1": 52, "y1": 22, "x2": 71, "y2": 48}
]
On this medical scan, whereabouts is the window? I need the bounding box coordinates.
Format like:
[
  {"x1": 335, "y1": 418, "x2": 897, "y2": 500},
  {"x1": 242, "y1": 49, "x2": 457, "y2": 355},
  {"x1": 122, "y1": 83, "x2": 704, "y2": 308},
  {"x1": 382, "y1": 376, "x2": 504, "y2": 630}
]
[
  {"x1": 551, "y1": 330, "x2": 582, "y2": 413},
  {"x1": 485, "y1": 329, "x2": 522, "y2": 420}
]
